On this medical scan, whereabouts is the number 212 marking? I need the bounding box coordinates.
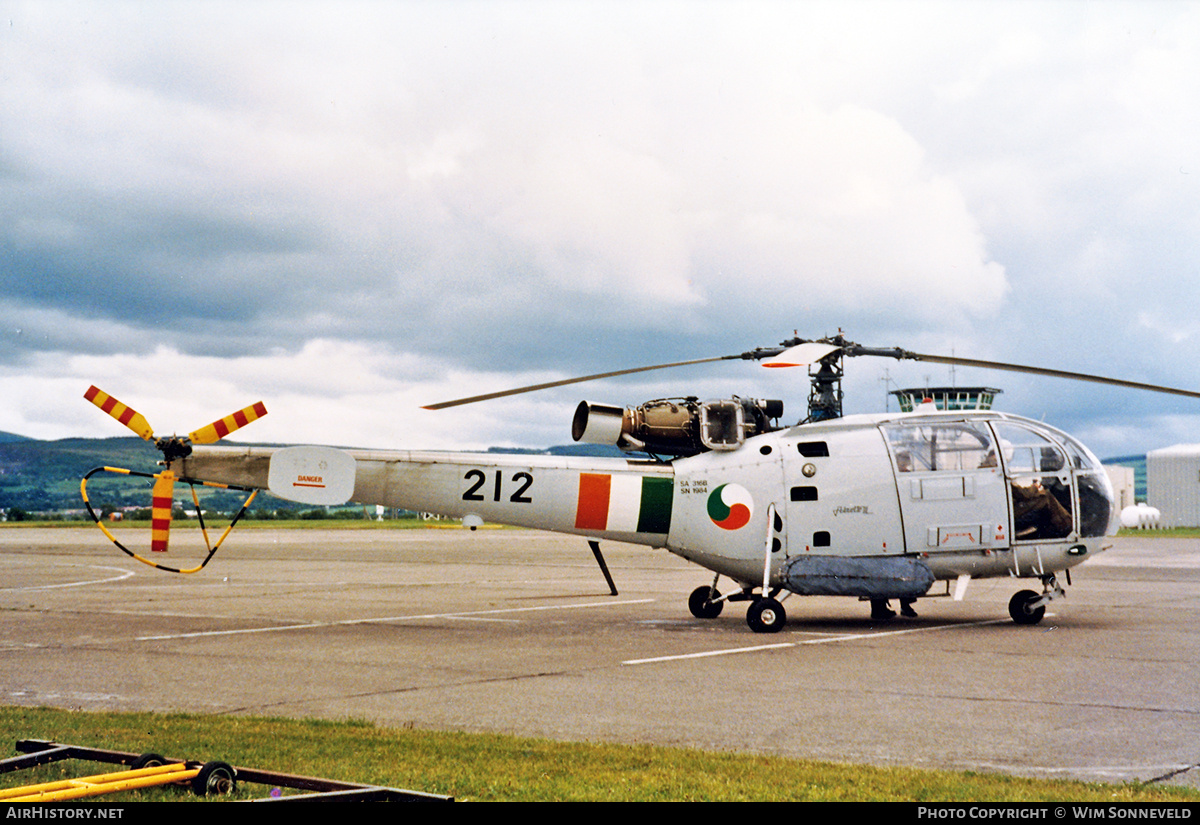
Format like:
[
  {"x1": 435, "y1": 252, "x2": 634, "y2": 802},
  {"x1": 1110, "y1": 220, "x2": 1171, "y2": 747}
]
[{"x1": 463, "y1": 469, "x2": 533, "y2": 503}]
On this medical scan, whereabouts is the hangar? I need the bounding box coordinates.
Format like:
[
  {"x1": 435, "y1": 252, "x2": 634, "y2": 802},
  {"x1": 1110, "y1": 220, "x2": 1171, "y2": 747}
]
[{"x1": 1147, "y1": 444, "x2": 1200, "y2": 527}]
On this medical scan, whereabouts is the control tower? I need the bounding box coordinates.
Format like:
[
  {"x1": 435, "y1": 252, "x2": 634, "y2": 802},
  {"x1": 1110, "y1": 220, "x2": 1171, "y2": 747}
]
[{"x1": 890, "y1": 386, "x2": 1002, "y2": 412}]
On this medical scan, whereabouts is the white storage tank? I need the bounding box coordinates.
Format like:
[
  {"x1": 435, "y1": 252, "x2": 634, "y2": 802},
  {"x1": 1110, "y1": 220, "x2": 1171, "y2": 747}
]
[{"x1": 1146, "y1": 444, "x2": 1200, "y2": 527}]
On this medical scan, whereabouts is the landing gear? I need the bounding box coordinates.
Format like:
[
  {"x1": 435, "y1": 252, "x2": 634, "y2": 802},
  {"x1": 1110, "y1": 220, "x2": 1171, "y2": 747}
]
[
  {"x1": 1008, "y1": 590, "x2": 1045, "y2": 625},
  {"x1": 686, "y1": 579, "x2": 786, "y2": 632},
  {"x1": 746, "y1": 597, "x2": 786, "y2": 633},
  {"x1": 688, "y1": 585, "x2": 724, "y2": 619},
  {"x1": 1009, "y1": 574, "x2": 1064, "y2": 625}
]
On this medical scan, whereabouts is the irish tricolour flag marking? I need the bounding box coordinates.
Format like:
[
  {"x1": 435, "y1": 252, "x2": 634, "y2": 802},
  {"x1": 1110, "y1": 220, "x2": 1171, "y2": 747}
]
[{"x1": 575, "y1": 473, "x2": 673, "y2": 534}]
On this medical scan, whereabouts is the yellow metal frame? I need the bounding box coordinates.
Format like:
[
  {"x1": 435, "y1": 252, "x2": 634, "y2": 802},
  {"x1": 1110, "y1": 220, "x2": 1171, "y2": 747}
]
[{"x1": 0, "y1": 762, "x2": 201, "y2": 802}]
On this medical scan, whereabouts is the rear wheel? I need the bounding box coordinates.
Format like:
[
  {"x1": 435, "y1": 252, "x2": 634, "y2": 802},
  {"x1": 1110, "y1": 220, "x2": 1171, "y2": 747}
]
[{"x1": 688, "y1": 586, "x2": 723, "y2": 619}]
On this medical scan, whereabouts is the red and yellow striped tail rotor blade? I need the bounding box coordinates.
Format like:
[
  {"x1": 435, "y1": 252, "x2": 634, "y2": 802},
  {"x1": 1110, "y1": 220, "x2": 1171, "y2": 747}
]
[
  {"x1": 188, "y1": 401, "x2": 268, "y2": 444},
  {"x1": 83, "y1": 386, "x2": 155, "y2": 441},
  {"x1": 150, "y1": 469, "x2": 176, "y2": 553}
]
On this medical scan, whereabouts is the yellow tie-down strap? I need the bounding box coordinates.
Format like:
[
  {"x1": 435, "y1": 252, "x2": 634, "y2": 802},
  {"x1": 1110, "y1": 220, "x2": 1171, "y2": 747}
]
[{"x1": 81, "y1": 466, "x2": 258, "y2": 574}]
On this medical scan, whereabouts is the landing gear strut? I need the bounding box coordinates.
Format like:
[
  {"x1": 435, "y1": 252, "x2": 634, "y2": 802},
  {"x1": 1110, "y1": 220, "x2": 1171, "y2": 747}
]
[{"x1": 687, "y1": 577, "x2": 787, "y2": 633}]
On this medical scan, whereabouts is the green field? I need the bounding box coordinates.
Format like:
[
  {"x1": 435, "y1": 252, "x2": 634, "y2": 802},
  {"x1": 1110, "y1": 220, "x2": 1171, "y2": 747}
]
[{"x1": 1, "y1": 707, "x2": 1197, "y2": 802}]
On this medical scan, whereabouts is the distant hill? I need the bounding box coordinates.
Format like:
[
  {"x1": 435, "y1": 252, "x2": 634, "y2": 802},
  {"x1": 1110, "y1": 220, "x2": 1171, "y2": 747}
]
[
  {"x1": 0, "y1": 436, "x2": 165, "y2": 513},
  {"x1": 0, "y1": 431, "x2": 33, "y2": 444},
  {"x1": 488, "y1": 444, "x2": 627, "y2": 458}
]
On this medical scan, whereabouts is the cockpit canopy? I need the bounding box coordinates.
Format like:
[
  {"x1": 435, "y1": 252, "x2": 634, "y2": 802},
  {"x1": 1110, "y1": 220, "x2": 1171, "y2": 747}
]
[{"x1": 881, "y1": 416, "x2": 1118, "y2": 539}]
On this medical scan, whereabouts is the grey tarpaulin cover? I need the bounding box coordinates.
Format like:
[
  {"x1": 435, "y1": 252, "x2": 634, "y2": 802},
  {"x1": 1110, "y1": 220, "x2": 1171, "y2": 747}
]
[{"x1": 781, "y1": 555, "x2": 935, "y2": 598}]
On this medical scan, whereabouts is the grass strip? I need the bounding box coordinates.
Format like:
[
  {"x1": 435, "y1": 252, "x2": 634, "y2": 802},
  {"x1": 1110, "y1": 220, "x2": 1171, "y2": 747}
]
[{"x1": 1, "y1": 707, "x2": 1197, "y2": 802}]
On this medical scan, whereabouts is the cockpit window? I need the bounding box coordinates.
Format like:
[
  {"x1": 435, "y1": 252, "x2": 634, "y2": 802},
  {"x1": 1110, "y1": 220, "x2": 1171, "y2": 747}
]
[
  {"x1": 991, "y1": 422, "x2": 1067, "y2": 474},
  {"x1": 882, "y1": 422, "x2": 997, "y2": 473},
  {"x1": 991, "y1": 420, "x2": 1117, "y2": 540},
  {"x1": 1010, "y1": 475, "x2": 1074, "y2": 540},
  {"x1": 1063, "y1": 438, "x2": 1101, "y2": 472},
  {"x1": 1059, "y1": 432, "x2": 1116, "y2": 536}
]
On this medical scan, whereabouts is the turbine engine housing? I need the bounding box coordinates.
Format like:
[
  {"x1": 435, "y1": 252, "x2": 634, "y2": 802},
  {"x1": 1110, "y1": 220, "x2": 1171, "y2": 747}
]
[{"x1": 572, "y1": 396, "x2": 783, "y2": 456}]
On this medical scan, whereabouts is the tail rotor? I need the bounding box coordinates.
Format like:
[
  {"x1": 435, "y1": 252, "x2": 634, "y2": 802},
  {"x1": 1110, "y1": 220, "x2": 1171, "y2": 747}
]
[
  {"x1": 84, "y1": 385, "x2": 267, "y2": 461},
  {"x1": 189, "y1": 401, "x2": 269, "y2": 444},
  {"x1": 81, "y1": 386, "x2": 267, "y2": 571}
]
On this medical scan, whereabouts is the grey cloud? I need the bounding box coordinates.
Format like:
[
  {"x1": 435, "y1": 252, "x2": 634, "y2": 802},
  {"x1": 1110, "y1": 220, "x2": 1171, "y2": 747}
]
[{"x1": 4, "y1": 1, "x2": 1200, "y2": 456}]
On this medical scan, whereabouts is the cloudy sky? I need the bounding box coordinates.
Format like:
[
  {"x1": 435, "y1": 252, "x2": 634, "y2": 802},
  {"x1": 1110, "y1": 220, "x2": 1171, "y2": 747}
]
[{"x1": 2, "y1": 0, "x2": 1199, "y2": 457}]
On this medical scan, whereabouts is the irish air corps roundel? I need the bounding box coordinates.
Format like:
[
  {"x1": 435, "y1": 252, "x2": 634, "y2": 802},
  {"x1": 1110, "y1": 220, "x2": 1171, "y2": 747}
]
[{"x1": 707, "y1": 483, "x2": 753, "y2": 530}]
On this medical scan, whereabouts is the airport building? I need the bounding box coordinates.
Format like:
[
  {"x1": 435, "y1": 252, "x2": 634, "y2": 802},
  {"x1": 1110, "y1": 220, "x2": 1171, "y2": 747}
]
[{"x1": 1147, "y1": 444, "x2": 1200, "y2": 527}]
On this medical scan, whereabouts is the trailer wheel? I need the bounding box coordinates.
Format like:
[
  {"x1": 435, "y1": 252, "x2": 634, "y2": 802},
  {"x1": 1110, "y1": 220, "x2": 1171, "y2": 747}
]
[
  {"x1": 131, "y1": 752, "x2": 167, "y2": 769},
  {"x1": 192, "y1": 760, "x2": 237, "y2": 796}
]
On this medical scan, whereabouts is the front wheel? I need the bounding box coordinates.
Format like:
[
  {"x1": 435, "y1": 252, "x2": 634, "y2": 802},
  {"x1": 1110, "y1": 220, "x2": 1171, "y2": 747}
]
[
  {"x1": 1008, "y1": 590, "x2": 1046, "y2": 625},
  {"x1": 746, "y1": 597, "x2": 786, "y2": 633}
]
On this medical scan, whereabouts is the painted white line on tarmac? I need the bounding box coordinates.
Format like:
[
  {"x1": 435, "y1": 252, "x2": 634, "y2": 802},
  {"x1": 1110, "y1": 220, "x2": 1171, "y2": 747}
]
[
  {"x1": 1, "y1": 563, "x2": 135, "y2": 592},
  {"x1": 799, "y1": 617, "x2": 1009, "y2": 644},
  {"x1": 624, "y1": 643, "x2": 795, "y2": 664},
  {"x1": 135, "y1": 598, "x2": 655, "y2": 641},
  {"x1": 624, "y1": 618, "x2": 1012, "y2": 664},
  {"x1": 444, "y1": 615, "x2": 522, "y2": 623}
]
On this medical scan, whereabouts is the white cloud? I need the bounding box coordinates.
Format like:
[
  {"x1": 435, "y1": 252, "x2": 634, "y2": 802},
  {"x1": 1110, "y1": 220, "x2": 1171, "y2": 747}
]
[{"x1": 3, "y1": 1, "x2": 1200, "y2": 455}]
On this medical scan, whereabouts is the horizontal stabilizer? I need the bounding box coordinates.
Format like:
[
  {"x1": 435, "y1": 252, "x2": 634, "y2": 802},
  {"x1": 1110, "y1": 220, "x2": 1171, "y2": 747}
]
[{"x1": 267, "y1": 446, "x2": 357, "y2": 506}]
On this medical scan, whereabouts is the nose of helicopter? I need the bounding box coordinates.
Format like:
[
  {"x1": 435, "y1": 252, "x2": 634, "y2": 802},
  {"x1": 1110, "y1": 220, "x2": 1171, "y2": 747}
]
[{"x1": 1056, "y1": 427, "x2": 1120, "y2": 538}]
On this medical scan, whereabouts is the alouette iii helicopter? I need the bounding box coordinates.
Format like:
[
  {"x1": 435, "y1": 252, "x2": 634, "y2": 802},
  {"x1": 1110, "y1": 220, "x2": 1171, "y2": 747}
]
[{"x1": 82, "y1": 333, "x2": 1200, "y2": 633}]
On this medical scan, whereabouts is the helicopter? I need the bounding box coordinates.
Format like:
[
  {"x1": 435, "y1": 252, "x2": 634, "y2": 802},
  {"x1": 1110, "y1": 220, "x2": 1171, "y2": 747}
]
[{"x1": 81, "y1": 333, "x2": 1200, "y2": 633}]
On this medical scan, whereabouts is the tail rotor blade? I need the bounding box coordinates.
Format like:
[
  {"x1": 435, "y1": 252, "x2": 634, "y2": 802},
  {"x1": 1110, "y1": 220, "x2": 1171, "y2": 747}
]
[
  {"x1": 188, "y1": 401, "x2": 268, "y2": 444},
  {"x1": 84, "y1": 386, "x2": 155, "y2": 441},
  {"x1": 150, "y1": 470, "x2": 176, "y2": 553}
]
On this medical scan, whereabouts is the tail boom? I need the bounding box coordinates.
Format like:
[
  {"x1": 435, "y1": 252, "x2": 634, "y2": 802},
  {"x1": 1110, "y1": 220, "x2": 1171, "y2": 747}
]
[{"x1": 178, "y1": 446, "x2": 676, "y2": 546}]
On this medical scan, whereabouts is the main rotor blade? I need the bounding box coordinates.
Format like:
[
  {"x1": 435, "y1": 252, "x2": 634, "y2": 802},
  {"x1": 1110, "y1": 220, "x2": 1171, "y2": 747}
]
[
  {"x1": 761, "y1": 342, "x2": 842, "y2": 368},
  {"x1": 84, "y1": 386, "x2": 155, "y2": 440},
  {"x1": 900, "y1": 351, "x2": 1200, "y2": 399},
  {"x1": 422, "y1": 355, "x2": 744, "y2": 410},
  {"x1": 188, "y1": 401, "x2": 269, "y2": 444}
]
